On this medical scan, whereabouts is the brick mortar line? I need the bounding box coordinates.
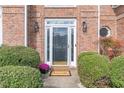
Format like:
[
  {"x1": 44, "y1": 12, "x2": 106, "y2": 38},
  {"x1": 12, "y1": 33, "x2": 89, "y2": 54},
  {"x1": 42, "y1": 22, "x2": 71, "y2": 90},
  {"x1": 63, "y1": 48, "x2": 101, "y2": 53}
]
[{"x1": 3, "y1": 13, "x2": 24, "y2": 14}]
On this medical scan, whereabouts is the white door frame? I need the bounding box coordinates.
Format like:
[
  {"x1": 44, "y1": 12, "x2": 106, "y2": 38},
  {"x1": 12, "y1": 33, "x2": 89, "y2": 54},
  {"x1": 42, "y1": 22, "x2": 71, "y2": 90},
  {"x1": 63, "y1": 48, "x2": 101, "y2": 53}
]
[{"x1": 45, "y1": 19, "x2": 77, "y2": 67}]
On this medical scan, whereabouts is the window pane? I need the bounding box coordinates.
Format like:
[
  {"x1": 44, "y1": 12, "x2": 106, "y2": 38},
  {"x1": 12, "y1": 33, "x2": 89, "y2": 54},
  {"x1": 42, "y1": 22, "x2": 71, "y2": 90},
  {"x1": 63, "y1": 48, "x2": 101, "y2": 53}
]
[
  {"x1": 47, "y1": 20, "x2": 74, "y2": 24},
  {"x1": 100, "y1": 28, "x2": 109, "y2": 37},
  {"x1": 53, "y1": 27, "x2": 68, "y2": 65},
  {"x1": 71, "y1": 28, "x2": 74, "y2": 61},
  {"x1": 47, "y1": 28, "x2": 50, "y2": 61}
]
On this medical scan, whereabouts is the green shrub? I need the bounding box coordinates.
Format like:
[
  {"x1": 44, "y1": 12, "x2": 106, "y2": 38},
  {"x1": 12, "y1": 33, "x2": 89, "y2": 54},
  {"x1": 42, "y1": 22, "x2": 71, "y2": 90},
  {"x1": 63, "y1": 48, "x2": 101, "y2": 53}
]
[
  {"x1": 0, "y1": 66, "x2": 43, "y2": 88},
  {"x1": 0, "y1": 46, "x2": 40, "y2": 68},
  {"x1": 110, "y1": 56, "x2": 124, "y2": 87},
  {"x1": 78, "y1": 52, "x2": 109, "y2": 87},
  {"x1": 78, "y1": 51, "x2": 97, "y2": 61}
]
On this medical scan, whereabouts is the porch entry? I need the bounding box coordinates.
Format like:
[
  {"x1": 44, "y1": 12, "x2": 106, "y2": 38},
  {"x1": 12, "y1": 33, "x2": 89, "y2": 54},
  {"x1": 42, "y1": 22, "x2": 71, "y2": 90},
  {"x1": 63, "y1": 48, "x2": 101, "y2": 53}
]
[{"x1": 45, "y1": 19, "x2": 76, "y2": 67}]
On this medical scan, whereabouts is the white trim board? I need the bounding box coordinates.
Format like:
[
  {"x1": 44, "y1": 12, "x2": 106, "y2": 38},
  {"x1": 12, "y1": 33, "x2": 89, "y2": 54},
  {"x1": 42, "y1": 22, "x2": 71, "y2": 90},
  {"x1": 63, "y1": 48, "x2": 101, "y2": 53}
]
[
  {"x1": 0, "y1": 6, "x2": 2, "y2": 46},
  {"x1": 24, "y1": 5, "x2": 28, "y2": 47}
]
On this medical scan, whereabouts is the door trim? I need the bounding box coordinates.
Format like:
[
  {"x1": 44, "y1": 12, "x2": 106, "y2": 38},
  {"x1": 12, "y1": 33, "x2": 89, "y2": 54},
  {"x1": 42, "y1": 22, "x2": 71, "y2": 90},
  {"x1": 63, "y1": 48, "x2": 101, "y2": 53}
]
[{"x1": 45, "y1": 19, "x2": 77, "y2": 67}]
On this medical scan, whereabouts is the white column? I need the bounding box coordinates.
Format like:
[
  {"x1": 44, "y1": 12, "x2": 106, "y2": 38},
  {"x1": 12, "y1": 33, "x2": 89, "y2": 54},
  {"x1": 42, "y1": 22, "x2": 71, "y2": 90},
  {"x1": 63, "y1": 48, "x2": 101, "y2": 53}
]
[
  {"x1": 0, "y1": 6, "x2": 3, "y2": 46},
  {"x1": 24, "y1": 5, "x2": 28, "y2": 46},
  {"x1": 97, "y1": 5, "x2": 100, "y2": 53}
]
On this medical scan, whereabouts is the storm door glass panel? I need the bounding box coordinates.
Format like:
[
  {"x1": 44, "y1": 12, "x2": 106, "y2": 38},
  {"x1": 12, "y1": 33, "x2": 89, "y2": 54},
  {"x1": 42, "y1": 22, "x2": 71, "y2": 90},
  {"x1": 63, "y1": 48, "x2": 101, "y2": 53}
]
[
  {"x1": 71, "y1": 28, "x2": 74, "y2": 61},
  {"x1": 53, "y1": 27, "x2": 68, "y2": 65},
  {"x1": 47, "y1": 28, "x2": 50, "y2": 61}
]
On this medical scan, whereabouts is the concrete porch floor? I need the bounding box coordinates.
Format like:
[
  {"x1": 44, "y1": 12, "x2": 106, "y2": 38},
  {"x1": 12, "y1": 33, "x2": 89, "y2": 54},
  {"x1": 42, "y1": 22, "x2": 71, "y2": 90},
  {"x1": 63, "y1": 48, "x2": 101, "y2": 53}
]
[{"x1": 43, "y1": 68, "x2": 85, "y2": 88}]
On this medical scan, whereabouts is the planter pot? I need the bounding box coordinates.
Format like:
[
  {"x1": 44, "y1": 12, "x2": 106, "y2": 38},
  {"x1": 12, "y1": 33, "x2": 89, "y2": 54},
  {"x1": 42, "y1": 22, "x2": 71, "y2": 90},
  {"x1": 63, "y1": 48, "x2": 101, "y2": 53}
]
[
  {"x1": 42, "y1": 73, "x2": 49, "y2": 79},
  {"x1": 39, "y1": 69, "x2": 49, "y2": 74}
]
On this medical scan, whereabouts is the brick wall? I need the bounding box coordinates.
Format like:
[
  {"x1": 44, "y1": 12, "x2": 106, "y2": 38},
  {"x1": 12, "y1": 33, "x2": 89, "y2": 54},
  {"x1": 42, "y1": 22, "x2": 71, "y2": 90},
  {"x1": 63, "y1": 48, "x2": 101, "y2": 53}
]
[
  {"x1": 100, "y1": 5, "x2": 117, "y2": 37},
  {"x1": 28, "y1": 5, "x2": 44, "y2": 62},
  {"x1": 44, "y1": 7, "x2": 77, "y2": 17},
  {"x1": 77, "y1": 6, "x2": 98, "y2": 55},
  {"x1": 2, "y1": 5, "x2": 118, "y2": 63},
  {"x1": 3, "y1": 5, "x2": 25, "y2": 46},
  {"x1": 28, "y1": 5, "x2": 99, "y2": 62},
  {"x1": 113, "y1": 6, "x2": 124, "y2": 40}
]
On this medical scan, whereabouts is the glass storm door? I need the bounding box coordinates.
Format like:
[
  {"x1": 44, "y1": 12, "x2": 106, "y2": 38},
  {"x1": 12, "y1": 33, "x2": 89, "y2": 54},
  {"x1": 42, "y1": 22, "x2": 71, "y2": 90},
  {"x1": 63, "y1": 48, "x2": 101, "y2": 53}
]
[
  {"x1": 52, "y1": 27, "x2": 68, "y2": 65},
  {"x1": 45, "y1": 19, "x2": 76, "y2": 67}
]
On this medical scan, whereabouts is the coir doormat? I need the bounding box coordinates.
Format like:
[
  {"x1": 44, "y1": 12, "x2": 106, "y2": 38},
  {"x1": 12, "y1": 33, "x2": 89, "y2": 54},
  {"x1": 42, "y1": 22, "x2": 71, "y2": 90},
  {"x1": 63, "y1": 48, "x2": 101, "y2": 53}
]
[{"x1": 50, "y1": 66, "x2": 71, "y2": 76}]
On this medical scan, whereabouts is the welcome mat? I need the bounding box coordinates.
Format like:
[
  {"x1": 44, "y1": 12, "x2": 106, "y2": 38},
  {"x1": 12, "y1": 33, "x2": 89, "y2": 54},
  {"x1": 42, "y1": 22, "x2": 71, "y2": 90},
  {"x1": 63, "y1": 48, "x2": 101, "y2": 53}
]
[{"x1": 50, "y1": 66, "x2": 71, "y2": 76}]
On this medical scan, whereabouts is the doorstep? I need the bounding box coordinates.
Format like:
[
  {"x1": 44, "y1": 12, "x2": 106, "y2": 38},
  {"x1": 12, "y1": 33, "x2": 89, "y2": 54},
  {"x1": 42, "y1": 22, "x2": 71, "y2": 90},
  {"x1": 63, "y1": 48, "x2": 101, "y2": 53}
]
[{"x1": 50, "y1": 66, "x2": 71, "y2": 76}]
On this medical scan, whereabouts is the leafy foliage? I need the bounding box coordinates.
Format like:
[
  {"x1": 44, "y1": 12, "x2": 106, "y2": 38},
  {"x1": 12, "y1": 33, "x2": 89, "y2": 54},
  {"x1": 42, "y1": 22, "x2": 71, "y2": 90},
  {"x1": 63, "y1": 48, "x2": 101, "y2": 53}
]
[
  {"x1": 78, "y1": 51, "x2": 98, "y2": 61},
  {"x1": 0, "y1": 66, "x2": 43, "y2": 88},
  {"x1": 78, "y1": 52, "x2": 109, "y2": 87},
  {"x1": 110, "y1": 56, "x2": 124, "y2": 87},
  {"x1": 0, "y1": 46, "x2": 40, "y2": 68},
  {"x1": 100, "y1": 37, "x2": 122, "y2": 60}
]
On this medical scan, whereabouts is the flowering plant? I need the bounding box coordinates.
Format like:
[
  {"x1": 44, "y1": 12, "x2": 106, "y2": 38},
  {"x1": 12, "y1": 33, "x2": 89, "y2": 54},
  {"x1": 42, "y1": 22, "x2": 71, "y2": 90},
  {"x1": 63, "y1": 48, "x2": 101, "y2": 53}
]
[
  {"x1": 100, "y1": 36, "x2": 123, "y2": 60},
  {"x1": 38, "y1": 63, "x2": 50, "y2": 74}
]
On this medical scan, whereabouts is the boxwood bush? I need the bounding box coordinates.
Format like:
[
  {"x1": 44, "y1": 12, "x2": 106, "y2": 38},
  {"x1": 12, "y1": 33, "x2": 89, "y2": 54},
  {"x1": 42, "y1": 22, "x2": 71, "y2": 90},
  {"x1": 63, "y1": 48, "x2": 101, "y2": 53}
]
[
  {"x1": 0, "y1": 66, "x2": 43, "y2": 88},
  {"x1": 78, "y1": 51, "x2": 98, "y2": 61},
  {"x1": 78, "y1": 52, "x2": 109, "y2": 87},
  {"x1": 110, "y1": 56, "x2": 124, "y2": 87},
  {"x1": 0, "y1": 46, "x2": 40, "y2": 68}
]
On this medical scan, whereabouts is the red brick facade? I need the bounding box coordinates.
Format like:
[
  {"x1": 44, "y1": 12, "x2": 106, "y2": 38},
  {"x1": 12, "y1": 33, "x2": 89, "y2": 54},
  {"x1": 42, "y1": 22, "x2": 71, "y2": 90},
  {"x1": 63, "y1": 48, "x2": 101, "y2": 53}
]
[
  {"x1": 100, "y1": 5, "x2": 117, "y2": 37},
  {"x1": 2, "y1": 5, "x2": 123, "y2": 64},
  {"x1": 2, "y1": 6, "x2": 25, "y2": 46},
  {"x1": 113, "y1": 6, "x2": 124, "y2": 40},
  {"x1": 27, "y1": 5, "x2": 99, "y2": 62}
]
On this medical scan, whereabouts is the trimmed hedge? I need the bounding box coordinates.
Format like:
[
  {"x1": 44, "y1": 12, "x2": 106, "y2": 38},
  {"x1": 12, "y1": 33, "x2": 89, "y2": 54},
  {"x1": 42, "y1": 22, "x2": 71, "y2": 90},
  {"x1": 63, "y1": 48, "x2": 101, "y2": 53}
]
[
  {"x1": 0, "y1": 66, "x2": 43, "y2": 88},
  {"x1": 78, "y1": 52, "x2": 98, "y2": 61},
  {"x1": 78, "y1": 52, "x2": 109, "y2": 87},
  {"x1": 110, "y1": 56, "x2": 124, "y2": 87},
  {"x1": 0, "y1": 46, "x2": 40, "y2": 68}
]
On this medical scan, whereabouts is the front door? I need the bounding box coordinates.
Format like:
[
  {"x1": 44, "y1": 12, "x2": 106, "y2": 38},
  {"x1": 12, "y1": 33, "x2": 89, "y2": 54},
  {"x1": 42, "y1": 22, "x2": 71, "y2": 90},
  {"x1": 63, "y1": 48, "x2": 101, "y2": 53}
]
[
  {"x1": 45, "y1": 19, "x2": 76, "y2": 67},
  {"x1": 53, "y1": 27, "x2": 68, "y2": 65}
]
